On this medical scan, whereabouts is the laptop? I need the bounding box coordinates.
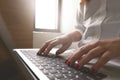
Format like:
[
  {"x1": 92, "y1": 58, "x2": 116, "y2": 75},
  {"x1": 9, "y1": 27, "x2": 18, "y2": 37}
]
[
  {"x1": 0, "y1": 5, "x2": 119, "y2": 80},
  {"x1": 13, "y1": 48, "x2": 120, "y2": 80}
]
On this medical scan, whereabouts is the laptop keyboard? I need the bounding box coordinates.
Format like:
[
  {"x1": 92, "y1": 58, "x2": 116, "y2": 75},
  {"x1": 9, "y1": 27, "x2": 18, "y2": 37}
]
[{"x1": 20, "y1": 49, "x2": 107, "y2": 80}]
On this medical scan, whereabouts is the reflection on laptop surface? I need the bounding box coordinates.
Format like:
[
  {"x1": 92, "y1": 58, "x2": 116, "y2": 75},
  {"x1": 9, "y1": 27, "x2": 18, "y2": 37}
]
[{"x1": 14, "y1": 48, "x2": 120, "y2": 80}]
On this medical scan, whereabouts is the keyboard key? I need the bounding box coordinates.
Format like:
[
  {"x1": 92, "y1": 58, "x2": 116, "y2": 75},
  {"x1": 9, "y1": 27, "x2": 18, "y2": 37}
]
[
  {"x1": 47, "y1": 74, "x2": 55, "y2": 80},
  {"x1": 55, "y1": 74, "x2": 64, "y2": 79},
  {"x1": 49, "y1": 69, "x2": 58, "y2": 74}
]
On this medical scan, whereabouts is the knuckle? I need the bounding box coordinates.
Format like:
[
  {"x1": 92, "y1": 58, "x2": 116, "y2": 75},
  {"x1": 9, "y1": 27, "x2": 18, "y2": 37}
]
[
  {"x1": 94, "y1": 40, "x2": 101, "y2": 45},
  {"x1": 49, "y1": 41, "x2": 58, "y2": 47},
  {"x1": 101, "y1": 55, "x2": 111, "y2": 61},
  {"x1": 49, "y1": 42, "x2": 54, "y2": 46},
  {"x1": 80, "y1": 47, "x2": 84, "y2": 51},
  {"x1": 56, "y1": 37, "x2": 63, "y2": 43},
  {"x1": 45, "y1": 41, "x2": 50, "y2": 45},
  {"x1": 89, "y1": 51, "x2": 96, "y2": 55},
  {"x1": 79, "y1": 46, "x2": 86, "y2": 51}
]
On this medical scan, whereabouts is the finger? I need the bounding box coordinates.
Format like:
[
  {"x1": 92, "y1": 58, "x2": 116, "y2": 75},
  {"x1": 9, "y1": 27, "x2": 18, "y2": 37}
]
[
  {"x1": 67, "y1": 42, "x2": 98, "y2": 65},
  {"x1": 44, "y1": 39, "x2": 60, "y2": 55},
  {"x1": 37, "y1": 42, "x2": 50, "y2": 55},
  {"x1": 56, "y1": 43, "x2": 71, "y2": 55},
  {"x1": 77, "y1": 46, "x2": 105, "y2": 68},
  {"x1": 37, "y1": 39, "x2": 55, "y2": 55},
  {"x1": 91, "y1": 51, "x2": 111, "y2": 71}
]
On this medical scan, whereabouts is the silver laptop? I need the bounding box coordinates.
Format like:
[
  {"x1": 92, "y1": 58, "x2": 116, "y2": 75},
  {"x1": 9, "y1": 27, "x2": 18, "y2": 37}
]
[{"x1": 13, "y1": 48, "x2": 120, "y2": 80}]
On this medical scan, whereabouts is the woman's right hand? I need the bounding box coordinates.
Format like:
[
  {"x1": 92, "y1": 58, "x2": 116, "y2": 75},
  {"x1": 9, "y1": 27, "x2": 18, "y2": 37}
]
[{"x1": 37, "y1": 31, "x2": 82, "y2": 56}]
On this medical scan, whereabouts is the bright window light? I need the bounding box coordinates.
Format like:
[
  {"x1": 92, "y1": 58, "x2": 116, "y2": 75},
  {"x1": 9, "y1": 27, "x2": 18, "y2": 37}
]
[
  {"x1": 61, "y1": 0, "x2": 79, "y2": 33},
  {"x1": 35, "y1": 0, "x2": 58, "y2": 30}
]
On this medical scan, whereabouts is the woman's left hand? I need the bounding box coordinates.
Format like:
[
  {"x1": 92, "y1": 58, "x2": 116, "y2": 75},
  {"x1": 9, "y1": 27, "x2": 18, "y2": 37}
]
[{"x1": 65, "y1": 38, "x2": 120, "y2": 71}]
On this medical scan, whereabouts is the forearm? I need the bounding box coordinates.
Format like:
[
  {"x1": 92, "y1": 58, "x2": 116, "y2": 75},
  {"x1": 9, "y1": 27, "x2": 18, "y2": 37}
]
[{"x1": 112, "y1": 38, "x2": 120, "y2": 45}]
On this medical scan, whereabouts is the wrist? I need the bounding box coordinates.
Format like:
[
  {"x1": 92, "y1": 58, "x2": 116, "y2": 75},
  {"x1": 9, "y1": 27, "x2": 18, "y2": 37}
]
[{"x1": 66, "y1": 31, "x2": 82, "y2": 42}]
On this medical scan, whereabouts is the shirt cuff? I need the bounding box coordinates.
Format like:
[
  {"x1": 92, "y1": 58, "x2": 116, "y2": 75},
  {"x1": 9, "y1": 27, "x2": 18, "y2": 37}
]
[{"x1": 75, "y1": 24, "x2": 86, "y2": 36}]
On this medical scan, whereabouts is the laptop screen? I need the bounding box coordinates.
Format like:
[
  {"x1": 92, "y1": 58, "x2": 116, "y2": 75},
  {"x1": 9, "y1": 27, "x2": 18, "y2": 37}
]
[{"x1": 0, "y1": 13, "x2": 15, "y2": 52}]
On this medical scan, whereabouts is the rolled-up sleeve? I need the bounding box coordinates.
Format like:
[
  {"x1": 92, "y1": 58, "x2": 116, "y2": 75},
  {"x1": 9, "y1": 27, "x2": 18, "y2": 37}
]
[{"x1": 75, "y1": 7, "x2": 86, "y2": 36}]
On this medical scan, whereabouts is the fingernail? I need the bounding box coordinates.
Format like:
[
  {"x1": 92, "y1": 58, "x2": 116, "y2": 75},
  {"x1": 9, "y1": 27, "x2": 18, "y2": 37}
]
[
  {"x1": 74, "y1": 64, "x2": 80, "y2": 70},
  {"x1": 37, "y1": 51, "x2": 41, "y2": 55},
  {"x1": 37, "y1": 52, "x2": 39, "y2": 55},
  {"x1": 56, "y1": 52, "x2": 60, "y2": 56},
  {"x1": 66, "y1": 61, "x2": 71, "y2": 65},
  {"x1": 65, "y1": 59, "x2": 68, "y2": 64},
  {"x1": 90, "y1": 67, "x2": 97, "y2": 72},
  {"x1": 43, "y1": 50, "x2": 48, "y2": 56}
]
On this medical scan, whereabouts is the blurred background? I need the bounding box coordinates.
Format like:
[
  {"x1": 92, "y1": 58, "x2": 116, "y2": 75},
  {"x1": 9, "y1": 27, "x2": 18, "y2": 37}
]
[{"x1": 0, "y1": 0, "x2": 79, "y2": 79}]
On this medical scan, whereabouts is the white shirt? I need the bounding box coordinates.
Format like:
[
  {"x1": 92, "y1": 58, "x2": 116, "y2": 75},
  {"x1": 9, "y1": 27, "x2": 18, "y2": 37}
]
[{"x1": 76, "y1": 0, "x2": 120, "y2": 45}]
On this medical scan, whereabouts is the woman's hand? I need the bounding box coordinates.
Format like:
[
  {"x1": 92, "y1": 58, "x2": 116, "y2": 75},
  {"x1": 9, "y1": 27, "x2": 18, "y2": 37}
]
[
  {"x1": 66, "y1": 38, "x2": 120, "y2": 71},
  {"x1": 37, "y1": 31, "x2": 82, "y2": 55}
]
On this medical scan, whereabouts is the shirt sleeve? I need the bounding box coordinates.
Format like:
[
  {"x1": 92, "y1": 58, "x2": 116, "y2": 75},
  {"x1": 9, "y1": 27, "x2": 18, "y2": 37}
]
[{"x1": 75, "y1": 5, "x2": 86, "y2": 36}]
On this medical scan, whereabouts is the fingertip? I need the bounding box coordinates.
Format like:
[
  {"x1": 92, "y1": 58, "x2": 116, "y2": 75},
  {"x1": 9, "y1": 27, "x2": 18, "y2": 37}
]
[
  {"x1": 91, "y1": 52, "x2": 110, "y2": 72},
  {"x1": 65, "y1": 59, "x2": 68, "y2": 64},
  {"x1": 56, "y1": 51, "x2": 61, "y2": 56},
  {"x1": 37, "y1": 52, "x2": 39, "y2": 55},
  {"x1": 74, "y1": 64, "x2": 80, "y2": 70},
  {"x1": 65, "y1": 59, "x2": 71, "y2": 66},
  {"x1": 37, "y1": 49, "x2": 45, "y2": 55},
  {"x1": 91, "y1": 59, "x2": 107, "y2": 72},
  {"x1": 90, "y1": 66, "x2": 98, "y2": 72},
  {"x1": 43, "y1": 51, "x2": 48, "y2": 56},
  {"x1": 37, "y1": 50, "x2": 41, "y2": 55}
]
